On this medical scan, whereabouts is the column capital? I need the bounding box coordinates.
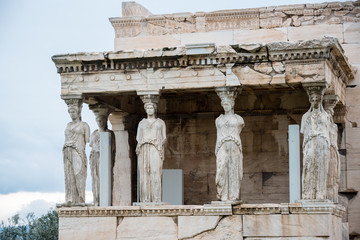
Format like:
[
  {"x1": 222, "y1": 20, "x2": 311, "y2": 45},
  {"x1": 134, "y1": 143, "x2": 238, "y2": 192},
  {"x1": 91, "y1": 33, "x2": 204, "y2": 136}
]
[
  {"x1": 109, "y1": 111, "x2": 128, "y2": 131},
  {"x1": 215, "y1": 86, "x2": 241, "y2": 102},
  {"x1": 61, "y1": 94, "x2": 83, "y2": 100},
  {"x1": 302, "y1": 80, "x2": 328, "y2": 96},
  {"x1": 137, "y1": 90, "x2": 160, "y2": 105}
]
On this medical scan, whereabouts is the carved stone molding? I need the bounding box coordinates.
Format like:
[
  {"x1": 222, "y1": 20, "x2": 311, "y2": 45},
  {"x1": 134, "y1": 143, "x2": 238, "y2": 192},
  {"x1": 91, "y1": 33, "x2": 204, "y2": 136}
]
[
  {"x1": 56, "y1": 203, "x2": 233, "y2": 217},
  {"x1": 233, "y1": 203, "x2": 345, "y2": 217},
  {"x1": 57, "y1": 203, "x2": 345, "y2": 218}
]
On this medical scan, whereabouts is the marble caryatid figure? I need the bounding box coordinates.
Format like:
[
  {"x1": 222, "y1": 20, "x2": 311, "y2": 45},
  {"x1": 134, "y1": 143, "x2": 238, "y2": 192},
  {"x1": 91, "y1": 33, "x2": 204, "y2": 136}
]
[
  {"x1": 324, "y1": 95, "x2": 341, "y2": 203},
  {"x1": 63, "y1": 98, "x2": 90, "y2": 205},
  {"x1": 215, "y1": 87, "x2": 245, "y2": 202},
  {"x1": 301, "y1": 83, "x2": 331, "y2": 200},
  {"x1": 89, "y1": 104, "x2": 114, "y2": 206},
  {"x1": 136, "y1": 95, "x2": 166, "y2": 202}
]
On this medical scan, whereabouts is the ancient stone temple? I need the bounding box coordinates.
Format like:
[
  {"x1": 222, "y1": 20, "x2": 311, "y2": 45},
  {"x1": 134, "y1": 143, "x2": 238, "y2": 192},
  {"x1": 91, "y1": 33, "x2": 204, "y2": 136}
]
[{"x1": 52, "y1": 1, "x2": 360, "y2": 239}]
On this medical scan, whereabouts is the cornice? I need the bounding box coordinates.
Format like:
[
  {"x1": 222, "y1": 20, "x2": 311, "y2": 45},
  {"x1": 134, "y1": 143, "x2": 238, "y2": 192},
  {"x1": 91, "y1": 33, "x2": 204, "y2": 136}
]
[{"x1": 52, "y1": 38, "x2": 354, "y2": 85}]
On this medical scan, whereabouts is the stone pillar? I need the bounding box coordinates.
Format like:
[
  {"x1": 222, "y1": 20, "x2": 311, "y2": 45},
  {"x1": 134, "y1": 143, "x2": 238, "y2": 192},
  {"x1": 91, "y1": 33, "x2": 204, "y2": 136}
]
[
  {"x1": 288, "y1": 125, "x2": 301, "y2": 203},
  {"x1": 100, "y1": 131, "x2": 112, "y2": 206},
  {"x1": 109, "y1": 112, "x2": 132, "y2": 206}
]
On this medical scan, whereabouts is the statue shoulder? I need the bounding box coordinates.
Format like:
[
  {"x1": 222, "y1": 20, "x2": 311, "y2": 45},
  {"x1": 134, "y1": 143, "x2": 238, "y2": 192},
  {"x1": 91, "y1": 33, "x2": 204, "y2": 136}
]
[
  {"x1": 157, "y1": 118, "x2": 165, "y2": 124},
  {"x1": 235, "y1": 114, "x2": 244, "y2": 121},
  {"x1": 81, "y1": 121, "x2": 90, "y2": 128},
  {"x1": 215, "y1": 114, "x2": 224, "y2": 122}
]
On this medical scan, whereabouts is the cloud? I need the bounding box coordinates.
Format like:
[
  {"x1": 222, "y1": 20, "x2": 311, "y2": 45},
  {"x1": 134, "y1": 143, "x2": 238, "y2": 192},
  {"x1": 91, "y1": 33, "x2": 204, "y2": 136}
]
[{"x1": 0, "y1": 191, "x2": 93, "y2": 223}]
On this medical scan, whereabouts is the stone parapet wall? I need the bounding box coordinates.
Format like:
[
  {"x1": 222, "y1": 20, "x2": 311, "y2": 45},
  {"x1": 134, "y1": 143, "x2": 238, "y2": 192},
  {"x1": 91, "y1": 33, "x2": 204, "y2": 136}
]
[
  {"x1": 110, "y1": 1, "x2": 360, "y2": 51},
  {"x1": 58, "y1": 203, "x2": 344, "y2": 240},
  {"x1": 110, "y1": 1, "x2": 360, "y2": 38}
]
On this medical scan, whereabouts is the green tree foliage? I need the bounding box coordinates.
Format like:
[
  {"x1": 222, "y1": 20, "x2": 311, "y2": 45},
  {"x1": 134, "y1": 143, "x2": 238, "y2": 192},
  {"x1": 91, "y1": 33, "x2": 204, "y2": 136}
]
[{"x1": 0, "y1": 210, "x2": 58, "y2": 240}]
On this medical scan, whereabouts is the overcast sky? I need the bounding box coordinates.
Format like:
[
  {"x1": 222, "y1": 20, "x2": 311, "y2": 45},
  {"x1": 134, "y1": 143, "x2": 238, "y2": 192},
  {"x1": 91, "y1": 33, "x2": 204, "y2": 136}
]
[{"x1": 0, "y1": 0, "x2": 347, "y2": 222}]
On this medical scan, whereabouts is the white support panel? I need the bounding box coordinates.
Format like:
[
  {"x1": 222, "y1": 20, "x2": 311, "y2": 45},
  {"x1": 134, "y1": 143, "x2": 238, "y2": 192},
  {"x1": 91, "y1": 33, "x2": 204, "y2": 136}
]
[
  {"x1": 162, "y1": 169, "x2": 183, "y2": 205},
  {"x1": 100, "y1": 132, "x2": 112, "y2": 206},
  {"x1": 288, "y1": 124, "x2": 301, "y2": 203}
]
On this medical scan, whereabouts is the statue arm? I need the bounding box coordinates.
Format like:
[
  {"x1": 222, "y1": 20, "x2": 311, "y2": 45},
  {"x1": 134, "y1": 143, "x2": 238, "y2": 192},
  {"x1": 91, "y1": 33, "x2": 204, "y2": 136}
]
[
  {"x1": 300, "y1": 111, "x2": 310, "y2": 134},
  {"x1": 136, "y1": 121, "x2": 143, "y2": 143},
  {"x1": 161, "y1": 120, "x2": 167, "y2": 146},
  {"x1": 84, "y1": 123, "x2": 90, "y2": 143},
  {"x1": 89, "y1": 131, "x2": 95, "y2": 148}
]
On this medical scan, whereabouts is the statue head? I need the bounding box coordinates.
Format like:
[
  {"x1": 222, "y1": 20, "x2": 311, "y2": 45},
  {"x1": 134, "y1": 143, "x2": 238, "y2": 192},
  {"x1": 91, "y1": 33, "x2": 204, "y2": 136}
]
[
  {"x1": 89, "y1": 104, "x2": 110, "y2": 132},
  {"x1": 139, "y1": 94, "x2": 159, "y2": 118},
  {"x1": 309, "y1": 92, "x2": 322, "y2": 109},
  {"x1": 65, "y1": 99, "x2": 83, "y2": 121},
  {"x1": 221, "y1": 98, "x2": 234, "y2": 113},
  {"x1": 216, "y1": 87, "x2": 238, "y2": 114},
  {"x1": 303, "y1": 82, "x2": 327, "y2": 111},
  {"x1": 96, "y1": 115, "x2": 108, "y2": 131},
  {"x1": 144, "y1": 102, "x2": 157, "y2": 116},
  {"x1": 323, "y1": 95, "x2": 339, "y2": 117},
  {"x1": 68, "y1": 107, "x2": 80, "y2": 121}
]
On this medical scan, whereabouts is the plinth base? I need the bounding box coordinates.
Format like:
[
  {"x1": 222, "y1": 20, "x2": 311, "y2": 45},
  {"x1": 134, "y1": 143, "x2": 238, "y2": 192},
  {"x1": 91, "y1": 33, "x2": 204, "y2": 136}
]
[{"x1": 57, "y1": 202, "x2": 345, "y2": 240}]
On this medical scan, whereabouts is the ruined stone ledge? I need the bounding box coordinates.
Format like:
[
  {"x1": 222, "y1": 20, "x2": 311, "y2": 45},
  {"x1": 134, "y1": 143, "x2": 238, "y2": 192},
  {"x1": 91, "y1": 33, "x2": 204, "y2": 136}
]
[{"x1": 109, "y1": 1, "x2": 360, "y2": 38}]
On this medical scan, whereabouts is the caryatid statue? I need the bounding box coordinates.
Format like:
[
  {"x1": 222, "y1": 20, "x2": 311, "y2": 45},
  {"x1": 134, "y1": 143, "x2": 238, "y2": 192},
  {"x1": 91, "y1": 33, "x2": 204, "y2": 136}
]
[
  {"x1": 323, "y1": 95, "x2": 341, "y2": 203},
  {"x1": 215, "y1": 87, "x2": 245, "y2": 202},
  {"x1": 301, "y1": 82, "x2": 331, "y2": 200},
  {"x1": 136, "y1": 95, "x2": 166, "y2": 202},
  {"x1": 63, "y1": 98, "x2": 90, "y2": 205},
  {"x1": 89, "y1": 103, "x2": 115, "y2": 206}
]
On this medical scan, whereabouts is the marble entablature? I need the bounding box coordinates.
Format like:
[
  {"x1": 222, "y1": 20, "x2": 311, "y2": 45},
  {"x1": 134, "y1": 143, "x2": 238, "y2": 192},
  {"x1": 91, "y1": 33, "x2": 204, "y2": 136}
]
[{"x1": 52, "y1": 37, "x2": 353, "y2": 107}]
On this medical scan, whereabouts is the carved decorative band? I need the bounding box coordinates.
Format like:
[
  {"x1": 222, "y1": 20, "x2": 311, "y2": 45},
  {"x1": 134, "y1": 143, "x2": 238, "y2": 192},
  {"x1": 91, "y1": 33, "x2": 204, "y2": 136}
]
[{"x1": 57, "y1": 203, "x2": 344, "y2": 218}]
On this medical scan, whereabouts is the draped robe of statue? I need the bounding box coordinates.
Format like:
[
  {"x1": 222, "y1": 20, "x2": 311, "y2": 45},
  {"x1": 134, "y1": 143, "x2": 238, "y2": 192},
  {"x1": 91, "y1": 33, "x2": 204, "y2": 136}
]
[
  {"x1": 63, "y1": 121, "x2": 90, "y2": 204},
  {"x1": 136, "y1": 118, "x2": 166, "y2": 202},
  {"x1": 301, "y1": 107, "x2": 331, "y2": 200},
  {"x1": 215, "y1": 113, "x2": 244, "y2": 201},
  {"x1": 89, "y1": 129, "x2": 100, "y2": 205},
  {"x1": 327, "y1": 119, "x2": 340, "y2": 202}
]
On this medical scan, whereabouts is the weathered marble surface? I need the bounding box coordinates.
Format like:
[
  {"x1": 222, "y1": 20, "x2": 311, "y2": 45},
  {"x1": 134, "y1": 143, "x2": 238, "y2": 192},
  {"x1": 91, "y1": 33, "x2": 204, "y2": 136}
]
[
  {"x1": 187, "y1": 215, "x2": 243, "y2": 240},
  {"x1": 89, "y1": 104, "x2": 115, "y2": 206},
  {"x1": 301, "y1": 83, "x2": 331, "y2": 200},
  {"x1": 57, "y1": 203, "x2": 344, "y2": 239},
  {"x1": 89, "y1": 129, "x2": 100, "y2": 205},
  {"x1": 59, "y1": 216, "x2": 117, "y2": 240},
  {"x1": 323, "y1": 95, "x2": 340, "y2": 203},
  {"x1": 117, "y1": 217, "x2": 177, "y2": 240},
  {"x1": 63, "y1": 98, "x2": 90, "y2": 204},
  {"x1": 177, "y1": 216, "x2": 219, "y2": 239},
  {"x1": 109, "y1": 112, "x2": 132, "y2": 206},
  {"x1": 136, "y1": 95, "x2": 166, "y2": 202},
  {"x1": 215, "y1": 87, "x2": 244, "y2": 201}
]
